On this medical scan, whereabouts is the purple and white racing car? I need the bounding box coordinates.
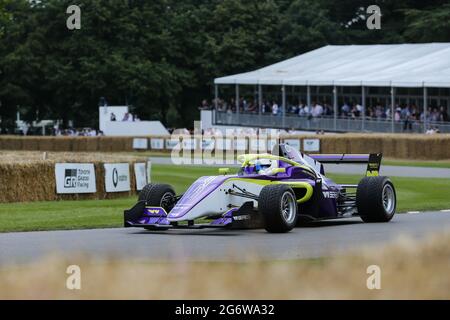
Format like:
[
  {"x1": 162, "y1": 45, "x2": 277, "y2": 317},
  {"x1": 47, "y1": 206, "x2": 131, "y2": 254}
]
[{"x1": 124, "y1": 144, "x2": 397, "y2": 233}]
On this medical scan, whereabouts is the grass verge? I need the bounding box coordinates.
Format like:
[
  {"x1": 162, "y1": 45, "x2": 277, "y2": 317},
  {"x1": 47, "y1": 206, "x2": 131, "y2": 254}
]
[
  {"x1": 0, "y1": 164, "x2": 449, "y2": 233},
  {"x1": 383, "y1": 158, "x2": 450, "y2": 169}
]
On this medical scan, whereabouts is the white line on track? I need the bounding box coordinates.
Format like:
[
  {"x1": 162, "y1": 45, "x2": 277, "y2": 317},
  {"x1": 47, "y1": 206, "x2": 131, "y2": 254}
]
[
  {"x1": 407, "y1": 211, "x2": 421, "y2": 214},
  {"x1": 441, "y1": 209, "x2": 450, "y2": 213}
]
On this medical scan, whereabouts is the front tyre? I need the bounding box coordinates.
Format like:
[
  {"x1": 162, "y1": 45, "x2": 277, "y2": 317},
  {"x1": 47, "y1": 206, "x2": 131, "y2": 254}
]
[
  {"x1": 356, "y1": 177, "x2": 396, "y2": 223},
  {"x1": 259, "y1": 185, "x2": 298, "y2": 233},
  {"x1": 138, "y1": 183, "x2": 176, "y2": 212}
]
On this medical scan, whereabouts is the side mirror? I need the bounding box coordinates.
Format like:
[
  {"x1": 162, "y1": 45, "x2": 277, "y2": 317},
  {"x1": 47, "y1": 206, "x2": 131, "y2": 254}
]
[{"x1": 219, "y1": 168, "x2": 230, "y2": 175}]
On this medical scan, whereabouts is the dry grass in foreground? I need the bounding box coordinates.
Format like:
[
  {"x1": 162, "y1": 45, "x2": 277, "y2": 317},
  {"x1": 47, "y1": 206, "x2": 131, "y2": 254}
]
[{"x1": 1, "y1": 232, "x2": 449, "y2": 300}]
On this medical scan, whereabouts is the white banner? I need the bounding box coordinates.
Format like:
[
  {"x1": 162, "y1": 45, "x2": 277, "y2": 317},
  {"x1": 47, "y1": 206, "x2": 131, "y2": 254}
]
[
  {"x1": 202, "y1": 138, "x2": 215, "y2": 151},
  {"x1": 166, "y1": 138, "x2": 180, "y2": 150},
  {"x1": 284, "y1": 139, "x2": 301, "y2": 151},
  {"x1": 104, "y1": 163, "x2": 131, "y2": 193},
  {"x1": 55, "y1": 163, "x2": 96, "y2": 194},
  {"x1": 250, "y1": 138, "x2": 267, "y2": 153},
  {"x1": 303, "y1": 139, "x2": 321, "y2": 152},
  {"x1": 150, "y1": 138, "x2": 164, "y2": 150},
  {"x1": 235, "y1": 139, "x2": 248, "y2": 151},
  {"x1": 134, "y1": 163, "x2": 147, "y2": 191},
  {"x1": 182, "y1": 138, "x2": 197, "y2": 150},
  {"x1": 267, "y1": 139, "x2": 278, "y2": 153},
  {"x1": 133, "y1": 138, "x2": 148, "y2": 150},
  {"x1": 224, "y1": 138, "x2": 233, "y2": 151}
]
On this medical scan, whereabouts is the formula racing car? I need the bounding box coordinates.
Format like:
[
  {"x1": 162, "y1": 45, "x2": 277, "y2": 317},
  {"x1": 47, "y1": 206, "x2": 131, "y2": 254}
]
[{"x1": 124, "y1": 144, "x2": 397, "y2": 233}]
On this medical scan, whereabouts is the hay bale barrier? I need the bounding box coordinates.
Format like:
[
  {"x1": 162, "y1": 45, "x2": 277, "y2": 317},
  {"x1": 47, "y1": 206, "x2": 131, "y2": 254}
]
[
  {"x1": 0, "y1": 152, "x2": 148, "y2": 203},
  {"x1": 0, "y1": 134, "x2": 449, "y2": 160}
]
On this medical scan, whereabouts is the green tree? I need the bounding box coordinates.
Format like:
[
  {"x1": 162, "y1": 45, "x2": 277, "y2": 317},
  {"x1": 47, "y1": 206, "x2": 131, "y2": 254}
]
[{"x1": 402, "y1": 3, "x2": 450, "y2": 42}]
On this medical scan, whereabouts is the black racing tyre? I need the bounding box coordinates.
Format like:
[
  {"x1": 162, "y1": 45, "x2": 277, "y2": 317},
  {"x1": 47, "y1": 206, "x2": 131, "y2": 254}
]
[
  {"x1": 356, "y1": 176, "x2": 396, "y2": 223},
  {"x1": 259, "y1": 184, "x2": 298, "y2": 233},
  {"x1": 138, "y1": 184, "x2": 176, "y2": 212}
]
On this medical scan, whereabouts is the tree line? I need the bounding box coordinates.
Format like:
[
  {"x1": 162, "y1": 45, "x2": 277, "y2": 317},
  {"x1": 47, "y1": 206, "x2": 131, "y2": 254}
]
[{"x1": 0, "y1": 0, "x2": 448, "y2": 130}]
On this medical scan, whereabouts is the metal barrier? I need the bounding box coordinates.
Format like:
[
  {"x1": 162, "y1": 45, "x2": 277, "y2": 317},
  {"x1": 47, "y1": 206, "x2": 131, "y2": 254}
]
[{"x1": 214, "y1": 111, "x2": 450, "y2": 133}]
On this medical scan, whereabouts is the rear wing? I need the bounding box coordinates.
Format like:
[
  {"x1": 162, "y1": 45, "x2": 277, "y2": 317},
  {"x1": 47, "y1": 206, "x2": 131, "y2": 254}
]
[{"x1": 309, "y1": 154, "x2": 382, "y2": 177}]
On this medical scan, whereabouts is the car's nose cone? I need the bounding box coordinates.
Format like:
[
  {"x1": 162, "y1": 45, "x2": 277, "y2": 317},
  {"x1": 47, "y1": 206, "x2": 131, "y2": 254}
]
[{"x1": 168, "y1": 175, "x2": 229, "y2": 220}]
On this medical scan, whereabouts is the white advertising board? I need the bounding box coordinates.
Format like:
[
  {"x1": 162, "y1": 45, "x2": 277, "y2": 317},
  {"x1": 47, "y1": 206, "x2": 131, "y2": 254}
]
[
  {"x1": 182, "y1": 138, "x2": 197, "y2": 150},
  {"x1": 55, "y1": 163, "x2": 96, "y2": 194},
  {"x1": 150, "y1": 138, "x2": 164, "y2": 150},
  {"x1": 202, "y1": 138, "x2": 215, "y2": 151},
  {"x1": 166, "y1": 138, "x2": 180, "y2": 150},
  {"x1": 267, "y1": 139, "x2": 278, "y2": 153},
  {"x1": 104, "y1": 163, "x2": 131, "y2": 193},
  {"x1": 215, "y1": 138, "x2": 232, "y2": 151},
  {"x1": 235, "y1": 139, "x2": 248, "y2": 151},
  {"x1": 133, "y1": 138, "x2": 148, "y2": 150},
  {"x1": 303, "y1": 139, "x2": 321, "y2": 152},
  {"x1": 284, "y1": 139, "x2": 301, "y2": 151},
  {"x1": 134, "y1": 163, "x2": 147, "y2": 191},
  {"x1": 250, "y1": 138, "x2": 267, "y2": 153}
]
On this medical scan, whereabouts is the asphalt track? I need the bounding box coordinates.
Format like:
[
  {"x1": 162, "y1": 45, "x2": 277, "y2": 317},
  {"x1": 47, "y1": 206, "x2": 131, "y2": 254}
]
[
  {"x1": 150, "y1": 157, "x2": 450, "y2": 178},
  {"x1": 1, "y1": 212, "x2": 449, "y2": 264}
]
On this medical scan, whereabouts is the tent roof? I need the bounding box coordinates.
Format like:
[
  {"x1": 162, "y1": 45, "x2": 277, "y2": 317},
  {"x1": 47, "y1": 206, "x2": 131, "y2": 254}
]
[{"x1": 214, "y1": 43, "x2": 450, "y2": 88}]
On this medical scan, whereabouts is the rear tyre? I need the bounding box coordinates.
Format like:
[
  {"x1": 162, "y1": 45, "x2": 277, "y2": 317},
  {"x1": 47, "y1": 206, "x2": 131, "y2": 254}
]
[
  {"x1": 259, "y1": 185, "x2": 298, "y2": 233},
  {"x1": 356, "y1": 177, "x2": 396, "y2": 223},
  {"x1": 138, "y1": 184, "x2": 176, "y2": 212}
]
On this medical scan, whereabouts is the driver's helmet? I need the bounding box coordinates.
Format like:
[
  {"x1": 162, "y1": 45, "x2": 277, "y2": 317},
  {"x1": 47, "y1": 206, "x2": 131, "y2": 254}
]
[{"x1": 255, "y1": 159, "x2": 279, "y2": 176}]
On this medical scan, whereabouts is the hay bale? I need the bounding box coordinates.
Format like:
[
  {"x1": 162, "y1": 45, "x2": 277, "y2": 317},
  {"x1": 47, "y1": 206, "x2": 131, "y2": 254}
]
[
  {"x1": 0, "y1": 136, "x2": 23, "y2": 150},
  {"x1": 322, "y1": 136, "x2": 349, "y2": 154},
  {"x1": 53, "y1": 137, "x2": 73, "y2": 152},
  {"x1": 86, "y1": 137, "x2": 99, "y2": 152},
  {"x1": 0, "y1": 152, "x2": 147, "y2": 203},
  {"x1": 1, "y1": 135, "x2": 449, "y2": 160},
  {"x1": 0, "y1": 162, "x2": 55, "y2": 202},
  {"x1": 21, "y1": 137, "x2": 40, "y2": 151},
  {"x1": 37, "y1": 137, "x2": 55, "y2": 151}
]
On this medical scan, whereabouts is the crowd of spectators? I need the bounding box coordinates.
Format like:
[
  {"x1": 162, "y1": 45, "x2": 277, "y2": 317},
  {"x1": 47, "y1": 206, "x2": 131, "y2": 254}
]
[
  {"x1": 53, "y1": 127, "x2": 103, "y2": 136},
  {"x1": 204, "y1": 98, "x2": 449, "y2": 125},
  {"x1": 109, "y1": 112, "x2": 140, "y2": 122}
]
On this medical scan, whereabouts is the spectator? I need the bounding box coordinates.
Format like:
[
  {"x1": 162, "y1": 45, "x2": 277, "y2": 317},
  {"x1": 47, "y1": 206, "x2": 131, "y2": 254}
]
[
  {"x1": 411, "y1": 105, "x2": 419, "y2": 121},
  {"x1": 261, "y1": 102, "x2": 267, "y2": 113},
  {"x1": 431, "y1": 108, "x2": 440, "y2": 122},
  {"x1": 311, "y1": 102, "x2": 323, "y2": 118},
  {"x1": 341, "y1": 102, "x2": 350, "y2": 116},
  {"x1": 350, "y1": 104, "x2": 360, "y2": 119},
  {"x1": 356, "y1": 103, "x2": 363, "y2": 115},
  {"x1": 122, "y1": 113, "x2": 130, "y2": 121},
  {"x1": 199, "y1": 99, "x2": 210, "y2": 110},
  {"x1": 272, "y1": 102, "x2": 279, "y2": 115},
  {"x1": 394, "y1": 107, "x2": 401, "y2": 122},
  {"x1": 324, "y1": 103, "x2": 333, "y2": 116},
  {"x1": 402, "y1": 106, "x2": 412, "y2": 131},
  {"x1": 439, "y1": 106, "x2": 448, "y2": 122}
]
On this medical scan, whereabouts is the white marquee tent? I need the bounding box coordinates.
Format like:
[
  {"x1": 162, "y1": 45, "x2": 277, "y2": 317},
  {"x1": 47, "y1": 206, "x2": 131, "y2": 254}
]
[{"x1": 215, "y1": 43, "x2": 450, "y2": 88}]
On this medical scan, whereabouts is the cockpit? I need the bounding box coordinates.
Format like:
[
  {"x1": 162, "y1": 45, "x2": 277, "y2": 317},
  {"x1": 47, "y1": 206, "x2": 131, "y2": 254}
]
[{"x1": 237, "y1": 144, "x2": 325, "y2": 178}]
